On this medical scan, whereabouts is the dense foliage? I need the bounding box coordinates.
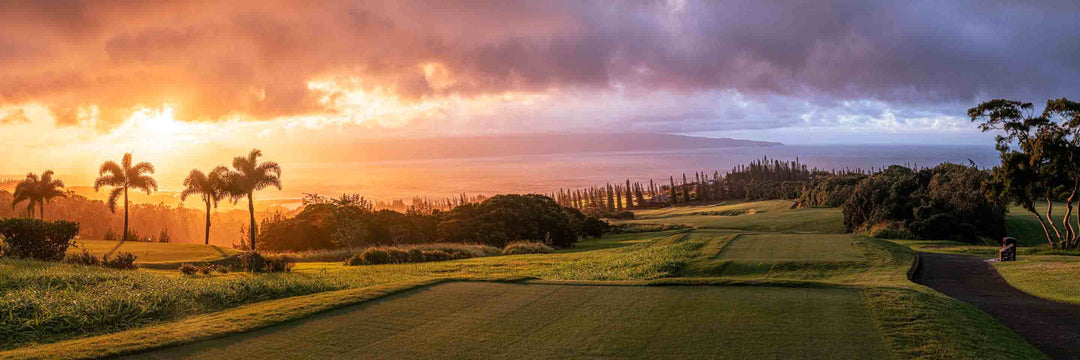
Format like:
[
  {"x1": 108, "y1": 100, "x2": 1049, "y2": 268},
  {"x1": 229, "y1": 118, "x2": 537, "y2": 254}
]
[
  {"x1": 258, "y1": 194, "x2": 603, "y2": 252},
  {"x1": 971, "y1": 98, "x2": 1080, "y2": 249},
  {"x1": 842, "y1": 164, "x2": 1006, "y2": 242},
  {"x1": 0, "y1": 218, "x2": 80, "y2": 261}
]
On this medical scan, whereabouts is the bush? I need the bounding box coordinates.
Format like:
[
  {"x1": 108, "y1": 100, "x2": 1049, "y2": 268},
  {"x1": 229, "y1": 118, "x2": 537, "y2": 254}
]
[
  {"x1": 420, "y1": 250, "x2": 452, "y2": 262},
  {"x1": 103, "y1": 251, "x2": 138, "y2": 270},
  {"x1": 62, "y1": 248, "x2": 101, "y2": 266},
  {"x1": 237, "y1": 251, "x2": 267, "y2": 272},
  {"x1": 215, "y1": 264, "x2": 229, "y2": 274},
  {"x1": 198, "y1": 265, "x2": 213, "y2": 275},
  {"x1": 360, "y1": 248, "x2": 392, "y2": 265},
  {"x1": 264, "y1": 255, "x2": 296, "y2": 273},
  {"x1": 610, "y1": 211, "x2": 635, "y2": 220},
  {"x1": 0, "y1": 218, "x2": 80, "y2": 261},
  {"x1": 344, "y1": 254, "x2": 365, "y2": 266},
  {"x1": 866, "y1": 224, "x2": 917, "y2": 240},
  {"x1": 179, "y1": 263, "x2": 199, "y2": 275},
  {"x1": 582, "y1": 217, "x2": 611, "y2": 237},
  {"x1": 502, "y1": 241, "x2": 554, "y2": 255},
  {"x1": 407, "y1": 248, "x2": 424, "y2": 262},
  {"x1": 387, "y1": 248, "x2": 410, "y2": 264}
]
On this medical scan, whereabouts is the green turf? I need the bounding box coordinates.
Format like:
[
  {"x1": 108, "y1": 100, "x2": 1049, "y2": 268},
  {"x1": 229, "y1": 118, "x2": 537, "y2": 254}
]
[
  {"x1": 994, "y1": 255, "x2": 1080, "y2": 305},
  {"x1": 616, "y1": 207, "x2": 845, "y2": 234},
  {"x1": 70, "y1": 239, "x2": 238, "y2": 264},
  {"x1": 632, "y1": 200, "x2": 796, "y2": 219},
  {"x1": 718, "y1": 233, "x2": 862, "y2": 262},
  {"x1": 120, "y1": 282, "x2": 891, "y2": 360}
]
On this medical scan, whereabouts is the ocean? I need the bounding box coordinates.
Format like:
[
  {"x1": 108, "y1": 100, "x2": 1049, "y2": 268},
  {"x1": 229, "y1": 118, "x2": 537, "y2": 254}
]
[{"x1": 274, "y1": 144, "x2": 1001, "y2": 204}]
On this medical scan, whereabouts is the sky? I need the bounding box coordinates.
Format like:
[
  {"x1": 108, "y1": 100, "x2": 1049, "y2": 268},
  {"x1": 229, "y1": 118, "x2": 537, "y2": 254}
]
[{"x1": 2, "y1": 0, "x2": 1079, "y2": 190}]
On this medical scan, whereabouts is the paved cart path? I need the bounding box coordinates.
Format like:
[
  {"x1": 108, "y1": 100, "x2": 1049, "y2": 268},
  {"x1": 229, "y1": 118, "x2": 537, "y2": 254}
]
[{"x1": 916, "y1": 252, "x2": 1080, "y2": 360}]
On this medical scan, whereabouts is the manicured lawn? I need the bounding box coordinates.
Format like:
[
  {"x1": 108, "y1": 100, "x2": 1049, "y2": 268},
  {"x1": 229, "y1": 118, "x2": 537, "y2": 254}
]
[
  {"x1": 632, "y1": 200, "x2": 795, "y2": 219},
  {"x1": 118, "y1": 282, "x2": 891, "y2": 360},
  {"x1": 994, "y1": 256, "x2": 1080, "y2": 305},
  {"x1": 69, "y1": 239, "x2": 238, "y2": 264},
  {"x1": 615, "y1": 207, "x2": 845, "y2": 233},
  {"x1": 718, "y1": 233, "x2": 862, "y2": 262}
]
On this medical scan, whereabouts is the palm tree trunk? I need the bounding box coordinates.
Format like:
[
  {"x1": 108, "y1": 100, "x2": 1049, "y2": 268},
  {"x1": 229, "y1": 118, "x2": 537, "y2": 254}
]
[
  {"x1": 123, "y1": 186, "x2": 129, "y2": 243},
  {"x1": 248, "y1": 193, "x2": 256, "y2": 252},
  {"x1": 39, "y1": 202, "x2": 44, "y2": 220},
  {"x1": 204, "y1": 197, "x2": 212, "y2": 245}
]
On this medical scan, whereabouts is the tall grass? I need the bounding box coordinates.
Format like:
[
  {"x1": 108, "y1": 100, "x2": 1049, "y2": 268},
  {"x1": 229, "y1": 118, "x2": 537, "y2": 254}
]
[{"x1": 0, "y1": 260, "x2": 349, "y2": 350}]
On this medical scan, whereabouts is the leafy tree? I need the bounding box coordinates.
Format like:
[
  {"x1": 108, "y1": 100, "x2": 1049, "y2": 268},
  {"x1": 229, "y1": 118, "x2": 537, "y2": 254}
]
[
  {"x1": 180, "y1": 166, "x2": 229, "y2": 244},
  {"x1": 971, "y1": 98, "x2": 1080, "y2": 248},
  {"x1": 12, "y1": 170, "x2": 65, "y2": 219},
  {"x1": 224, "y1": 149, "x2": 282, "y2": 252},
  {"x1": 94, "y1": 153, "x2": 157, "y2": 243}
]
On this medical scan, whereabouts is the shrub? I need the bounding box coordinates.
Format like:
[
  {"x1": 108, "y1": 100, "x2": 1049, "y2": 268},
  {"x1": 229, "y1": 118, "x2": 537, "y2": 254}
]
[
  {"x1": 62, "y1": 248, "x2": 101, "y2": 266},
  {"x1": 360, "y1": 248, "x2": 392, "y2": 265},
  {"x1": 264, "y1": 255, "x2": 296, "y2": 273},
  {"x1": 582, "y1": 217, "x2": 611, "y2": 237},
  {"x1": 420, "y1": 250, "x2": 453, "y2": 262},
  {"x1": 103, "y1": 251, "x2": 138, "y2": 270},
  {"x1": 344, "y1": 254, "x2": 365, "y2": 266},
  {"x1": 867, "y1": 224, "x2": 917, "y2": 240},
  {"x1": 198, "y1": 265, "x2": 213, "y2": 275},
  {"x1": 610, "y1": 211, "x2": 635, "y2": 220},
  {"x1": 387, "y1": 248, "x2": 410, "y2": 264},
  {"x1": 237, "y1": 251, "x2": 267, "y2": 272},
  {"x1": 0, "y1": 218, "x2": 80, "y2": 261},
  {"x1": 179, "y1": 263, "x2": 199, "y2": 275},
  {"x1": 502, "y1": 241, "x2": 555, "y2": 255},
  {"x1": 158, "y1": 228, "x2": 172, "y2": 243},
  {"x1": 407, "y1": 248, "x2": 424, "y2": 262},
  {"x1": 215, "y1": 264, "x2": 229, "y2": 274}
]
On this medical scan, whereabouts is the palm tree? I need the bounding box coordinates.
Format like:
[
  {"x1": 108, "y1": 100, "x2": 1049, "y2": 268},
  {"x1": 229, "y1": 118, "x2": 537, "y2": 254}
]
[
  {"x1": 180, "y1": 166, "x2": 229, "y2": 245},
  {"x1": 225, "y1": 149, "x2": 281, "y2": 252},
  {"x1": 12, "y1": 170, "x2": 66, "y2": 219},
  {"x1": 94, "y1": 153, "x2": 157, "y2": 243}
]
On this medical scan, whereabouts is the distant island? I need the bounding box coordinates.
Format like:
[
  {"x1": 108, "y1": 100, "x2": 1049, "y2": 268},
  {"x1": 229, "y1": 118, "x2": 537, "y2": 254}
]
[{"x1": 326, "y1": 133, "x2": 782, "y2": 162}]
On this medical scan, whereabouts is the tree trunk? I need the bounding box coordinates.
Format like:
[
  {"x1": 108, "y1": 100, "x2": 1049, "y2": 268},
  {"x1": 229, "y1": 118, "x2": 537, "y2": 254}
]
[
  {"x1": 1046, "y1": 197, "x2": 1064, "y2": 243},
  {"x1": 248, "y1": 193, "x2": 256, "y2": 252},
  {"x1": 204, "y1": 197, "x2": 212, "y2": 245},
  {"x1": 39, "y1": 202, "x2": 44, "y2": 220},
  {"x1": 1030, "y1": 201, "x2": 1057, "y2": 249},
  {"x1": 123, "y1": 186, "x2": 129, "y2": 243}
]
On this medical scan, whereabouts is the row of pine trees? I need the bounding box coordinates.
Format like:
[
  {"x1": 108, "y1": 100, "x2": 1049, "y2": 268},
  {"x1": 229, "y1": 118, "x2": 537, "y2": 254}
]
[{"x1": 548, "y1": 157, "x2": 871, "y2": 212}]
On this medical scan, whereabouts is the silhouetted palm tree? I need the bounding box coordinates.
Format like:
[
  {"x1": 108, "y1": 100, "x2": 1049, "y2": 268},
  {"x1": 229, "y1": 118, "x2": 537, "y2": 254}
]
[
  {"x1": 225, "y1": 149, "x2": 281, "y2": 251},
  {"x1": 94, "y1": 153, "x2": 157, "y2": 243},
  {"x1": 181, "y1": 166, "x2": 229, "y2": 245},
  {"x1": 11, "y1": 170, "x2": 66, "y2": 219}
]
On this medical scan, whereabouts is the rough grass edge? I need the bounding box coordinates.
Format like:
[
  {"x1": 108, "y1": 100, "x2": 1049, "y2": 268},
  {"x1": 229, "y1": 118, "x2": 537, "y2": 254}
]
[{"x1": 0, "y1": 278, "x2": 453, "y2": 360}]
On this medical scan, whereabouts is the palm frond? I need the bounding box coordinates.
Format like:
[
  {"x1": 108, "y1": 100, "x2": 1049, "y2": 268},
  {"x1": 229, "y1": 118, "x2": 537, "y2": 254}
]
[
  {"x1": 132, "y1": 161, "x2": 155, "y2": 175},
  {"x1": 106, "y1": 187, "x2": 124, "y2": 213},
  {"x1": 131, "y1": 175, "x2": 158, "y2": 194},
  {"x1": 121, "y1": 153, "x2": 132, "y2": 169}
]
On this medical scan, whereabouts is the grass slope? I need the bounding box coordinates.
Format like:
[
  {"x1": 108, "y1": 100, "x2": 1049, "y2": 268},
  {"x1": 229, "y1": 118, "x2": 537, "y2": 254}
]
[{"x1": 118, "y1": 282, "x2": 891, "y2": 360}]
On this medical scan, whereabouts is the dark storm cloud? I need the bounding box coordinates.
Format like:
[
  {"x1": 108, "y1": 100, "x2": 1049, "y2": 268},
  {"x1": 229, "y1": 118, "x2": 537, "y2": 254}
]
[{"x1": 0, "y1": 0, "x2": 1077, "y2": 127}]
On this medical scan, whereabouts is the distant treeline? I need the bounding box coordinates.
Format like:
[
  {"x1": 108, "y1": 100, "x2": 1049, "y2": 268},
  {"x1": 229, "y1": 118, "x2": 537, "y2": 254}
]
[
  {"x1": 258, "y1": 194, "x2": 608, "y2": 252},
  {"x1": 552, "y1": 157, "x2": 872, "y2": 216}
]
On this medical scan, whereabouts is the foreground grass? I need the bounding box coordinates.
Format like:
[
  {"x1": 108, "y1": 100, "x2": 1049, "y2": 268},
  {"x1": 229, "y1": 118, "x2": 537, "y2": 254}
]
[
  {"x1": 0, "y1": 230, "x2": 694, "y2": 351},
  {"x1": 120, "y1": 283, "x2": 891, "y2": 360},
  {"x1": 0, "y1": 200, "x2": 1050, "y2": 359}
]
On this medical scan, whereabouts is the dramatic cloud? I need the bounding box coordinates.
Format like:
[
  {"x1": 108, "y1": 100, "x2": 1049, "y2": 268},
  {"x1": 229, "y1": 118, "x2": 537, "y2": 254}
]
[{"x1": 1, "y1": 0, "x2": 1078, "y2": 133}]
